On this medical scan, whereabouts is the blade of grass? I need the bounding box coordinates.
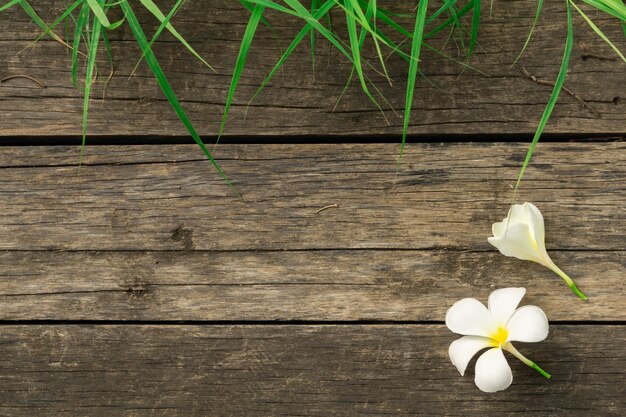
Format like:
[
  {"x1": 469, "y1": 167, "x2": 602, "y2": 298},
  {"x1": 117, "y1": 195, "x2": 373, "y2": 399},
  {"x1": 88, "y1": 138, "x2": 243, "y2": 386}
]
[
  {"x1": 511, "y1": 0, "x2": 543, "y2": 66},
  {"x1": 240, "y1": 0, "x2": 278, "y2": 30},
  {"x1": 347, "y1": 0, "x2": 391, "y2": 83},
  {"x1": 311, "y1": 0, "x2": 319, "y2": 72},
  {"x1": 398, "y1": 0, "x2": 429, "y2": 165},
  {"x1": 80, "y1": 1, "x2": 104, "y2": 163},
  {"x1": 424, "y1": 1, "x2": 474, "y2": 39},
  {"x1": 582, "y1": 0, "x2": 626, "y2": 19},
  {"x1": 571, "y1": 0, "x2": 626, "y2": 62},
  {"x1": 351, "y1": 4, "x2": 490, "y2": 75},
  {"x1": 72, "y1": 2, "x2": 90, "y2": 87},
  {"x1": 246, "y1": 0, "x2": 335, "y2": 108},
  {"x1": 217, "y1": 3, "x2": 265, "y2": 142},
  {"x1": 130, "y1": 0, "x2": 187, "y2": 78},
  {"x1": 0, "y1": 0, "x2": 23, "y2": 12},
  {"x1": 246, "y1": 0, "x2": 365, "y2": 66},
  {"x1": 236, "y1": 0, "x2": 293, "y2": 15},
  {"x1": 425, "y1": 0, "x2": 459, "y2": 25},
  {"x1": 86, "y1": 0, "x2": 111, "y2": 27},
  {"x1": 245, "y1": 1, "x2": 391, "y2": 116},
  {"x1": 448, "y1": 3, "x2": 468, "y2": 58},
  {"x1": 468, "y1": 0, "x2": 481, "y2": 57},
  {"x1": 138, "y1": 0, "x2": 216, "y2": 72},
  {"x1": 120, "y1": 1, "x2": 238, "y2": 193},
  {"x1": 336, "y1": 0, "x2": 377, "y2": 104},
  {"x1": 343, "y1": 0, "x2": 387, "y2": 120},
  {"x1": 515, "y1": 0, "x2": 574, "y2": 191},
  {"x1": 17, "y1": 0, "x2": 88, "y2": 59},
  {"x1": 19, "y1": 1, "x2": 73, "y2": 46}
]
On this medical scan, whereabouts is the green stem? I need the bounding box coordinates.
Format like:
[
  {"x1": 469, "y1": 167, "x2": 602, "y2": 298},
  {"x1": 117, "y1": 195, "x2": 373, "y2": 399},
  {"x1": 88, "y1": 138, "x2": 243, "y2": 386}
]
[
  {"x1": 530, "y1": 362, "x2": 552, "y2": 379},
  {"x1": 549, "y1": 263, "x2": 588, "y2": 301},
  {"x1": 504, "y1": 343, "x2": 552, "y2": 380}
]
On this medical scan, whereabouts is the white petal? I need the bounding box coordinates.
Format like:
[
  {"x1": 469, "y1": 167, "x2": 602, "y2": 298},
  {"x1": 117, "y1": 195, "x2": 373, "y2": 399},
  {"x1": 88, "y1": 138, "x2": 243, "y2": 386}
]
[
  {"x1": 525, "y1": 203, "x2": 546, "y2": 250},
  {"x1": 509, "y1": 203, "x2": 530, "y2": 224},
  {"x1": 488, "y1": 222, "x2": 544, "y2": 264},
  {"x1": 446, "y1": 298, "x2": 496, "y2": 337},
  {"x1": 491, "y1": 219, "x2": 508, "y2": 238},
  {"x1": 474, "y1": 348, "x2": 513, "y2": 393},
  {"x1": 488, "y1": 288, "x2": 526, "y2": 327},
  {"x1": 449, "y1": 336, "x2": 494, "y2": 376},
  {"x1": 506, "y1": 305, "x2": 549, "y2": 342}
]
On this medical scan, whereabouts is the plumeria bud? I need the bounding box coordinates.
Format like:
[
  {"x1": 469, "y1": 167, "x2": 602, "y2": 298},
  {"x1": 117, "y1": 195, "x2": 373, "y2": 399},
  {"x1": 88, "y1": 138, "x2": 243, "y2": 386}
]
[
  {"x1": 446, "y1": 288, "x2": 551, "y2": 393},
  {"x1": 488, "y1": 202, "x2": 587, "y2": 300}
]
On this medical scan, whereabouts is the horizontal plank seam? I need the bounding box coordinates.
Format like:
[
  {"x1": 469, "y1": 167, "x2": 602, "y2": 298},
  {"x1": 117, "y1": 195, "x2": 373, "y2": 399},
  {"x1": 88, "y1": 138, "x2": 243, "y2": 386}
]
[
  {"x1": 1, "y1": 248, "x2": 623, "y2": 253},
  {"x1": 0, "y1": 134, "x2": 623, "y2": 147},
  {"x1": 0, "y1": 320, "x2": 623, "y2": 326}
]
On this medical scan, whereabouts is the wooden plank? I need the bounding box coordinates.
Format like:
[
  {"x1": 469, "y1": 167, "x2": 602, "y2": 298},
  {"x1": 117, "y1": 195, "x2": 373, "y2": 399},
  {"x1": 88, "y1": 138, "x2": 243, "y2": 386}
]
[
  {"x1": 1, "y1": 1, "x2": 625, "y2": 137},
  {"x1": 0, "y1": 250, "x2": 623, "y2": 321},
  {"x1": 0, "y1": 325, "x2": 623, "y2": 416},
  {"x1": 0, "y1": 143, "x2": 623, "y2": 251}
]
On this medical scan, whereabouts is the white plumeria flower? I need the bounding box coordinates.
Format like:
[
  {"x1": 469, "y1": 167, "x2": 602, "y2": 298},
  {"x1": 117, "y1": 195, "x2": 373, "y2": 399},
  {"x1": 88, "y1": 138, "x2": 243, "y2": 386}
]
[
  {"x1": 488, "y1": 202, "x2": 587, "y2": 300},
  {"x1": 446, "y1": 287, "x2": 551, "y2": 393}
]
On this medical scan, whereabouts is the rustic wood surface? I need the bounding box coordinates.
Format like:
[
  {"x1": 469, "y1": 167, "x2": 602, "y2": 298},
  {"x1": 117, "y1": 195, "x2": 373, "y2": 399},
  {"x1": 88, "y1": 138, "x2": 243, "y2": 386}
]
[
  {"x1": 0, "y1": 141, "x2": 623, "y2": 414},
  {"x1": 0, "y1": 143, "x2": 623, "y2": 251},
  {"x1": 1, "y1": 1, "x2": 625, "y2": 414},
  {"x1": 0, "y1": 142, "x2": 623, "y2": 323},
  {"x1": 1, "y1": 0, "x2": 625, "y2": 137},
  {"x1": 0, "y1": 250, "x2": 622, "y2": 321},
  {"x1": 0, "y1": 325, "x2": 623, "y2": 416}
]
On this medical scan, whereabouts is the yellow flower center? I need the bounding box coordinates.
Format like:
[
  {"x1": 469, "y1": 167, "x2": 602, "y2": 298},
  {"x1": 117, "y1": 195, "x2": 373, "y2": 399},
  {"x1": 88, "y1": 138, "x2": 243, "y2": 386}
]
[{"x1": 490, "y1": 326, "x2": 509, "y2": 347}]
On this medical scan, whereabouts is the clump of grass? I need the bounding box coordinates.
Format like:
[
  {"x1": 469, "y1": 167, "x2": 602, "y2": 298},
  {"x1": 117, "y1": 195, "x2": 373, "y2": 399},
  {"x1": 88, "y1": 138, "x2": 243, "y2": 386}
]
[{"x1": 1, "y1": 0, "x2": 625, "y2": 191}]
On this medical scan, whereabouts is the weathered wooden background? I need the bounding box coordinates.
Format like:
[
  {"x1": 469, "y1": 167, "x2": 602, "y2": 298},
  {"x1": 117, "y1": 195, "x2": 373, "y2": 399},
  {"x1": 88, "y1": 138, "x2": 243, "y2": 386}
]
[{"x1": 0, "y1": 0, "x2": 624, "y2": 415}]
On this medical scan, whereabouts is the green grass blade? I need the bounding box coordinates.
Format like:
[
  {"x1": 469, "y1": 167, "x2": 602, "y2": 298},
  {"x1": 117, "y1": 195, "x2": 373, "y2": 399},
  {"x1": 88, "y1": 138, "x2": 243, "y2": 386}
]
[
  {"x1": 425, "y1": 0, "x2": 458, "y2": 25},
  {"x1": 468, "y1": 0, "x2": 481, "y2": 57},
  {"x1": 350, "y1": 3, "x2": 490, "y2": 75},
  {"x1": 334, "y1": 0, "x2": 378, "y2": 110},
  {"x1": 448, "y1": 3, "x2": 468, "y2": 58},
  {"x1": 217, "y1": 3, "x2": 265, "y2": 141},
  {"x1": 348, "y1": 0, "x2": 390, "y2": 83},
  {"x1": 19, "y1": 1, "x2": 71, "y2": 46},
  {"x1": 515, "y1": 0, "x2": 574, "y2": 190},
  {"x1": 80, "y1": 1, "x2": 104, "y2": 162},
  {"x1": 107, "y1": 17, "x2": 125, "y2": 30},
  {"x1": 247, "y1": 0, "x2": 335, "y2": 107},
  {"x1": 343, "y1": 0, "x2": 386, "y2": 118},
  {"x1": 120, "y1": 1, "x2": 237, "y2": 193},
  {"x1": 252, "y1": 0, "x2": 353, "y2": 62},
  {"x1": 512, "y1": 0, "x2": 543, "y2": 66},
  {"x1": 86, "y1": 0, "x2": 111, "y2": 27},
  {"x1": 240, "y1": 0, "x2": 279, "y2": 29},
  {"x1": 130, "y1": 0, "x2": 187, "y2": 77},
  {"x1": 310, "y1": 0, "x2": 319, "y2": 72},
  {"x1": 138, "y1": 0, "x2": 215, "y2": 72},
  {"x1": 235, "y1": 0, "x2": 294, "y2": 16},
  {"x1": 399, "y1": 0, "x2": 429, "y2": 164},
  {"x1": 0, "y1": 0, "x2": 22, "y2": 12},
  {"x1": 571, "y1": 0, "x2": 626, "y2": 62},
  {"x1": 424, "y1": 1, "x2": 473, "y2": 39},
  {"x1": 25, "y1": 0, "x2": 82, "y2": 45},
  {"x1": 581, "y1": 0, "x2": 626, "y2": 19},
  {"x1": 72, "y1": 2, "x2": 90, "y2": 87}
]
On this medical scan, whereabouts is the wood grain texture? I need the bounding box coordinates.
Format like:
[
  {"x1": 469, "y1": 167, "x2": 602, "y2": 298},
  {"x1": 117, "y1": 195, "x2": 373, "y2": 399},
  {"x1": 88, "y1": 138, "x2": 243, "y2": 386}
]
[
  {"x1": 0, "y1": 325, "x2": 623, "y2": 416},
  {"x1": 1, "y1": 1, "x2": 625, "y2": 137},
  {"x1": 0, "y1": 143, "x2": 623, "y2": 251},
  {"x1": 0, "y1": 250, "x2": 623, "y2": 321}
]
